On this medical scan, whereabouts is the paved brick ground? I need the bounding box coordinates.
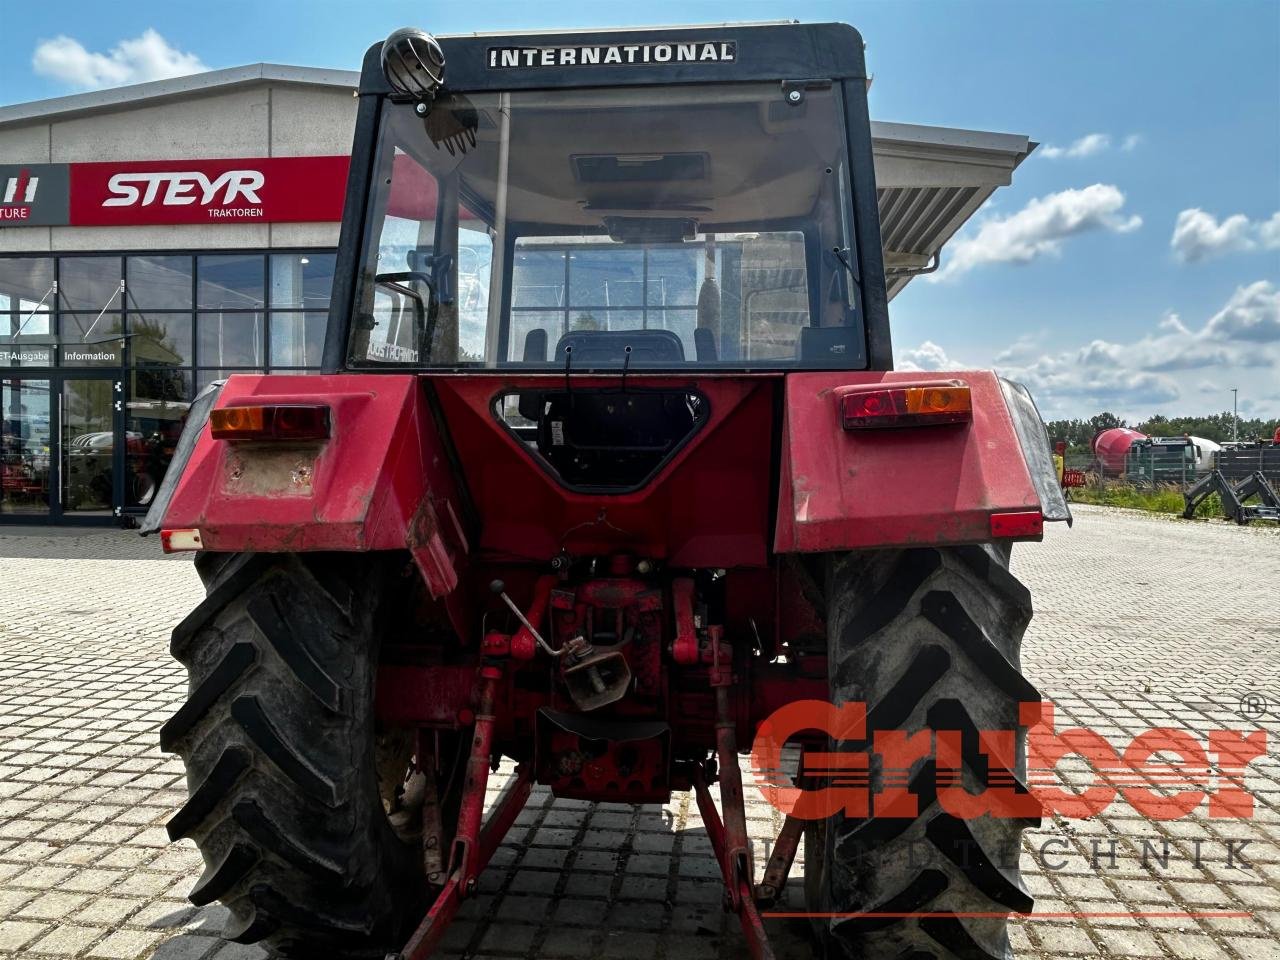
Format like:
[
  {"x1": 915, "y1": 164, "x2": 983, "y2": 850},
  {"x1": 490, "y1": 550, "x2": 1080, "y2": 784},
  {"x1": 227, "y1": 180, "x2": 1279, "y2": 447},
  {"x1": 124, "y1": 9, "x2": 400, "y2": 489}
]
[{"x1": 0, "y1": 506, "x2": 1276, "y2": 959}]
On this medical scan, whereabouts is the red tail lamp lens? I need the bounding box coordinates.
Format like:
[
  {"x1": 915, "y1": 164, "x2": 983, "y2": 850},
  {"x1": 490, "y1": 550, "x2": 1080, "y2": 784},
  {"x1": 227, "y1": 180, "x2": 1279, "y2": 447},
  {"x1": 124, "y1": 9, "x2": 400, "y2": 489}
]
[
  {"x1": 990, "y1": 510, "x2": 1044, "y2": 539},
  {"x1": 840, "y1": 382, "x2": 972, "y2": 429},
  {"x1": 210, "y1": 404, "x2": 330, "y2": 441}
]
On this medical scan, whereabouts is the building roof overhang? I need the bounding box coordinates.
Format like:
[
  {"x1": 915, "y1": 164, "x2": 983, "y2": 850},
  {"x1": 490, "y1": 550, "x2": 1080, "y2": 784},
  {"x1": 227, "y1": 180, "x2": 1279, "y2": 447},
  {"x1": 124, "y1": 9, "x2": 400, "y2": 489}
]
[{"x1": 0, "y1": 64, "x2": 1034, "y2": 299}]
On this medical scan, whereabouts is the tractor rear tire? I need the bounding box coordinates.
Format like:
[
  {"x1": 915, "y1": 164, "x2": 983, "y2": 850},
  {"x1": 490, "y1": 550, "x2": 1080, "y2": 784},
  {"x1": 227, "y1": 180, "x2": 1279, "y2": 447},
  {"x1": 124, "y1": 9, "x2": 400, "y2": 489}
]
[
  {"x1": 808, "y1": 544, "x2": 1041, "y2": 960},
  {"x1": 160, "y1": 552, "x2": 425, "y2": 959}
]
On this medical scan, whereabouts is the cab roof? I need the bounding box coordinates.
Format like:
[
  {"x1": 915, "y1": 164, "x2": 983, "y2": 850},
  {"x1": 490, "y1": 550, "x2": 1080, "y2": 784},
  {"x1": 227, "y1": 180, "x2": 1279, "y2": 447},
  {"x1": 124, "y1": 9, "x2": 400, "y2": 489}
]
[{"x1": 359, "y1": 22, "x2": 867, "y2": 95}]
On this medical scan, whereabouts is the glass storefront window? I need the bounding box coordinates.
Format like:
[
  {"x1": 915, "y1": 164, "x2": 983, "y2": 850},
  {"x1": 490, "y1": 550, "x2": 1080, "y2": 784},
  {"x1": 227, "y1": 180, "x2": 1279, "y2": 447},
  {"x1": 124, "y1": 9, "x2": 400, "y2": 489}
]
[
  {"x1": 1, "y1": 377, "x2": 52, "y2": 515},
  {"x1": 0, "y1": 344, "x2": 55, "y2": 367},
  {"x1": 269, "y1": 312, "x2": 327, "y2": 368},
  {"x1": 0, "y1": 250, "x2": 335, "y2": 523},
  {"x1": 270, "y1": 254, "x2": 336, "y2": 309},
  {"x1": 61, "y1": 377, "x2": 115, "y2": 515},
  {"x1": 646, "y1": 249, "x2": 699, "y2": 306},
  {"x1": 130, "y1": 313, "x2": 193, "y2": 366},
  {"x1": 0, "y1": 258, "x2": 55, "y2": 336},
  {"x1": 128, "y1": 369, "x2": 193, "y2": 510},
  {"x1": 198, "y1": 255, "x2": 265, "y2": 310},
  {"x1": 59, "y1": 257, "x2": 123, "y2": 311},
  {"x1": 196, "y1": 368, "x2": 263, "y2": 392},
  {"x1": 513, "y1": 250, "x2": 566, "y2": 308},
  {"x1": 197, "y1": 312, "x2": 263, "y2": 368},
  {"x1": 4, "y1": 305, "x2": 51, "y2": 338},
  {"x1": 127, "y1": 256, "x2": 193, "y2": 310},
  {"x1": 60, "y1": 312, "x2": 125, "y2": 342},
  {"x1": 569, "y1": 249, "x2": 645, "y2": 308}
]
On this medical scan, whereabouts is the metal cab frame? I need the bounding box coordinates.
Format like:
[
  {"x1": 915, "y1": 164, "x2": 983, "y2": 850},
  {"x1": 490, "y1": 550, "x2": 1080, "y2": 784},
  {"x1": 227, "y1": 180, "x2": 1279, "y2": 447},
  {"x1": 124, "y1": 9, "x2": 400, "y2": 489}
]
[{"x1": 321, "y1": 22, "x2": 893, "y2": 374}]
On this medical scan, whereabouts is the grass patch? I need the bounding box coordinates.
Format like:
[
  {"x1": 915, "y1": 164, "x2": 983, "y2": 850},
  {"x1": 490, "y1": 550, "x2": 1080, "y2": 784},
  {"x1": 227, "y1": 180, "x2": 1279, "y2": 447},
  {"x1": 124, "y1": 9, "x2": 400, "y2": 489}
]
[{"x1": 1070, "y1": 483, "x2": 1275, "y2": 524}]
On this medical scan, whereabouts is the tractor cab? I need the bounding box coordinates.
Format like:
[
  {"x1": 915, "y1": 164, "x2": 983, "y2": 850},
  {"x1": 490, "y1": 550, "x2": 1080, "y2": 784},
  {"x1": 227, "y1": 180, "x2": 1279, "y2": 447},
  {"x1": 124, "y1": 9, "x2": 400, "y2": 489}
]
[
  {"x1": 328, "y1": 24, "x2": 889, "y2": 492},
  {"x1": 333, "y1": 25, "x2": 888, "y2": 379},
  {"x1": 344, "y1": 68, "x2": 869, "y2": 373}
]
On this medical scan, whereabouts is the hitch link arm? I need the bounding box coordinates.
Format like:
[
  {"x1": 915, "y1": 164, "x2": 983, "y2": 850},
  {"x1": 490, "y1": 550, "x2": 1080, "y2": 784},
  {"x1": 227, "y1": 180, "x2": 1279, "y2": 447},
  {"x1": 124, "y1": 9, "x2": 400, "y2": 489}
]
[
  {"x1": 695, "y1": 631, "x2": 776, "y2": 959},
  {"x1": 390, "y1": 663, "x2": 532, "y2": 960}
]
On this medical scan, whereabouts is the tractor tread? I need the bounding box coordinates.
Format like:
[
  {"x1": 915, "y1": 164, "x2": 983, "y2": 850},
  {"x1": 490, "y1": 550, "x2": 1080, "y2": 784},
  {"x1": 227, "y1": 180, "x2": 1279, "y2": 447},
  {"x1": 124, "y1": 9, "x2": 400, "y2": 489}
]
[
  {"x1": 861, "y1": 645, "x2": 951, "y2": 736},
  {"x1": 167, "y1": 746, "x2": 251, "y2": 841},
  {"x1": 920, "y1": 591, "x2": 1040, "y2": 703},
  {"x1": 159, "y1": 642, "x2": 257, "y2": 752},
  {"x1": 190, "y1": 842, "x2": 259, "y2": 906},
  {"x1": 815, "y1": 545, "x2": 1039, "y2": 960},
  {"x1": 834, "y1": 550, "x2": 942, "y2": 669},
  {"x1": 295, "y1": 555, "x2": 357, "y2": 621},
  {"x1": 223, "y1": 902, "x2": 278, "y2": 944},
  {"x1": 837, "y1": 869, "x2": 949, "y2": 933},
  {"x1": 231, "y1": 695, "x2": 339, "y2": 807},
  {"x1": 232, "y1": 798, "x2": 344, "y2": 880},
  {"x1": 919, "y1": 915, "x2": 1005, "y2": 960},
  {"x1": 164, "y1": 552, "x2": 424, "y2": 958},
  {"x1": 926, "y1": 813, "x2": 1033, "y2": 913},
  {"x1": 251, "y1": 884, "x2": 375, "y2": 935},
  {"x1": 837, "y1": 760, "x2": 937, "y2": 856},
  {"x1": 172, "y1": 555, "x2": 273, "y2": 661},
  {"x1": 952, "y1": 545, "x2": 1033, "y2": 623},
  {"x1": 247, "y1": 592, "x2": 344, "y2": 712}
]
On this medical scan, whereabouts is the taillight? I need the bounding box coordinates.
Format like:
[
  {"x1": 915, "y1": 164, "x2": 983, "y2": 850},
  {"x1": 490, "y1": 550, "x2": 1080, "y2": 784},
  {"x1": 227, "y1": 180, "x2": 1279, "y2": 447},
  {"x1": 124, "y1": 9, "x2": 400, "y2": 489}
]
[
  {"x1": 209, "y1": 404, "x2": 330, "y2": 441},
  {"x1": 839, "y1": 381, "x2": 972, "y2": 430}
]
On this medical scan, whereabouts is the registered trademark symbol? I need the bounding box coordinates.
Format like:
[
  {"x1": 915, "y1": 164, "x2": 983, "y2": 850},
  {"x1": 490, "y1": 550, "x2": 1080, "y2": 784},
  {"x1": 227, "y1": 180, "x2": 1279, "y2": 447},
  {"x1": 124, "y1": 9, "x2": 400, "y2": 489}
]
[{"x1": 1239, "y1": 692, "x2": 1269, "y2": 720}]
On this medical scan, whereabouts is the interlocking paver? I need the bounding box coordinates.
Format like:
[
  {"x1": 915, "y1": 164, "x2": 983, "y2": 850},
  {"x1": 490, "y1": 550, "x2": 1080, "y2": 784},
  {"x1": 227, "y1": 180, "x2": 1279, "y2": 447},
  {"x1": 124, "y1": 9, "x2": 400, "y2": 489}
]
[{"x1": 0, "y1": 507, "x2": 1276, "y2": 959}]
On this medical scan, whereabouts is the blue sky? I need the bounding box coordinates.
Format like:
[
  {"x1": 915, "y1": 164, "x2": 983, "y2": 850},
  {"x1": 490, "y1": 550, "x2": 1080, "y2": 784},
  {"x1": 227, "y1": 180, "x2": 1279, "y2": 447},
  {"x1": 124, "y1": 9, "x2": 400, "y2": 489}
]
[{"x1": 2, "y1": 0, "x2": 1277, "y2": 421}]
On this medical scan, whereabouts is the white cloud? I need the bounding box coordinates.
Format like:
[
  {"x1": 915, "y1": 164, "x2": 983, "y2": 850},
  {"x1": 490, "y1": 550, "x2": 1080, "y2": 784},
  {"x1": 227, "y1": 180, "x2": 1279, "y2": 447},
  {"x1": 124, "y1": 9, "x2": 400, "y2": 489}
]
[
  {"x1": 1039, "y1": 132, "x2": 1144, "y2": 159},
  {"x1": 897, "y1": 340, "x2": 956, "y2": 372},
  {"x1": 993, "y1": 333, "x2": 1046, "y2": 366},
  {"x1": 1202, "y1": 280, "x2": 1280, "y2": 343},
  {"x1": 1039, "y1": 133, "x2": 1111, "y2": 159},
  {"x1": 932, "y1": 184, "x2": 1142, "y2": 280},
  {"x1": 32, "y1": 29, "x2": 206, "y2": 90},
  {"x1": 1260, "y1": 212, "x2": 1280, "y2": 248},
  {"x1": 1170, "y1": 208, "x2": 1280, "y2": 263},
  {"x1": 989, "y1": 282, "x2": 1280, "y2": 419}
]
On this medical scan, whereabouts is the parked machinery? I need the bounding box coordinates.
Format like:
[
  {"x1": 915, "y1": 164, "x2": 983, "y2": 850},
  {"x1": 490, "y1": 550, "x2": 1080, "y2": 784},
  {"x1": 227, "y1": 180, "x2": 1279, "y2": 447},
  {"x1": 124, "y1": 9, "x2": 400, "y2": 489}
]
[{"x1": 144, "y1": 22, "x2": 1067, "y2": 960}]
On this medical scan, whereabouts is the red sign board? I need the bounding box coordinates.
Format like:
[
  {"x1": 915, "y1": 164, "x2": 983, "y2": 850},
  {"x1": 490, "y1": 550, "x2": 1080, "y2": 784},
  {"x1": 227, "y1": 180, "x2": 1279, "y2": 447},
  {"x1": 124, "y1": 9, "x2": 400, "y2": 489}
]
[{"x1": 64, "y1": 156, "x2": 350, "y2": 226}]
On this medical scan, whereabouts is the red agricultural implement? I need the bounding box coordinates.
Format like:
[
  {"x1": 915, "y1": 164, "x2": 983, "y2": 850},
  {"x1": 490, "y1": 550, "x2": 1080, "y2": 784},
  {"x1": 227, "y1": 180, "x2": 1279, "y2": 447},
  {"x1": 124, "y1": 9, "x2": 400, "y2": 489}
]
[{"x1": 145, "y1": 22, "x2": 1069, "y2": 960}]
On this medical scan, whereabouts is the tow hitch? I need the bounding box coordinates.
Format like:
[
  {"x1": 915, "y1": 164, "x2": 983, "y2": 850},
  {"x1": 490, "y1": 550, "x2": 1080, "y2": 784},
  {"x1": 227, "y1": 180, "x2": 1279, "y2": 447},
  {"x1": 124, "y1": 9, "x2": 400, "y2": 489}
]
[{"x1": 387, "y1": 645, "x2": 792, "y2": 960}]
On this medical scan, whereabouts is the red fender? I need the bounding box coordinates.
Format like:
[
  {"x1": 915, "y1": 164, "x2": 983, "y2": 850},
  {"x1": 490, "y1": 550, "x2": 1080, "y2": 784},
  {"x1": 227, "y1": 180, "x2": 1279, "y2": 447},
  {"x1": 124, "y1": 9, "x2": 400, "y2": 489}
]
[
  {"x1": 153, "y1": 374, "x2": 468, "y2": 600},
  {"x1": 773, "y1": 370, "x2": 1069, "y2": 552}
]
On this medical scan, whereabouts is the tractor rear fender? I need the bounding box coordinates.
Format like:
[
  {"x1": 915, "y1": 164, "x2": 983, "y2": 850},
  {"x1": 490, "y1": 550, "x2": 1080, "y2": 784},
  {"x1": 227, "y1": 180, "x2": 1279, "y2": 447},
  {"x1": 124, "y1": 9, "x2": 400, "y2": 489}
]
[
  {"x1": 140, "y1": 373, "x2": 468, "y2": 600},
  {"x1": 773, "y1": 370, "x2": 1070, "y2": 552}
]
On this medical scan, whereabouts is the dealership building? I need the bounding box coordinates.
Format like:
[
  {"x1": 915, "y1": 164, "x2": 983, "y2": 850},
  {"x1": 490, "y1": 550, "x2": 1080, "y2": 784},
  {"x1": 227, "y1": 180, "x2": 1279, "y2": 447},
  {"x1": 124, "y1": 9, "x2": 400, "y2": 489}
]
[{"x1": 0, "y1": 63, "x2": 1031, "y2": 525}]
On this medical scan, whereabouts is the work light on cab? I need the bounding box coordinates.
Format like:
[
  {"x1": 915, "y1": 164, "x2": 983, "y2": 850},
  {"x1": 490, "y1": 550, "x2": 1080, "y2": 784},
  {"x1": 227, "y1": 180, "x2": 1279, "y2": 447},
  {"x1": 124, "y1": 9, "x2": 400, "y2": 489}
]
[
  {"x1": 208, "y1": 404, "x2": 330, "y2": 441},
  {"x1": 839, "y1": 380, "x2": 972, "y2": 429},
  {"x1": 381, "y1": 27, "x2": 445, "y2": 100}
]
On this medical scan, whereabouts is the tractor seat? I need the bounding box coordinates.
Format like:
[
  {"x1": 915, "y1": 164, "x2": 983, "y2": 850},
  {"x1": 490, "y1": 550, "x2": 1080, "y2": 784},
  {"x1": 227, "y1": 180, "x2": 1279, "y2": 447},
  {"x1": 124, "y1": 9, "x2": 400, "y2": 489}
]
[{"x1": 553, "y1": 329, "x2": 685, "y2": 365}]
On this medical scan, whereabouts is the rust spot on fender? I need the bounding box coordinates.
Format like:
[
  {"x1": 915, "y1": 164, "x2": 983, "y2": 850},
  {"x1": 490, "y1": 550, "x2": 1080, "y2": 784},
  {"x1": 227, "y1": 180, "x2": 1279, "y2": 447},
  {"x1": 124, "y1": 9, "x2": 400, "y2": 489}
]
[{"x1": 218, "y1": 443, "x2": 320, "y2": 498}]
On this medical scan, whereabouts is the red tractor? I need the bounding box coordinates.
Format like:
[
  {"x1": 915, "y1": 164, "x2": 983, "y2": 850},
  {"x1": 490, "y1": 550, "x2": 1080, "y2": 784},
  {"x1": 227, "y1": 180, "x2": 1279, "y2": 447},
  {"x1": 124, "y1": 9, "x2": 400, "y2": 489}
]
[{"x1": 145, "y1": 22, "x2": 1068, "y2": 960}]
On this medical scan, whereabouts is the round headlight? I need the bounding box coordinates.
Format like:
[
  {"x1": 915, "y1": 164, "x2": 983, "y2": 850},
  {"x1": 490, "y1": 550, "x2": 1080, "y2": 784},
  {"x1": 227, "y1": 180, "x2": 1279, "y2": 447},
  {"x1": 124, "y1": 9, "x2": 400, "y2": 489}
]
[{"x1": 381, "y1": 27, "x2": 445, "y2": 100}]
